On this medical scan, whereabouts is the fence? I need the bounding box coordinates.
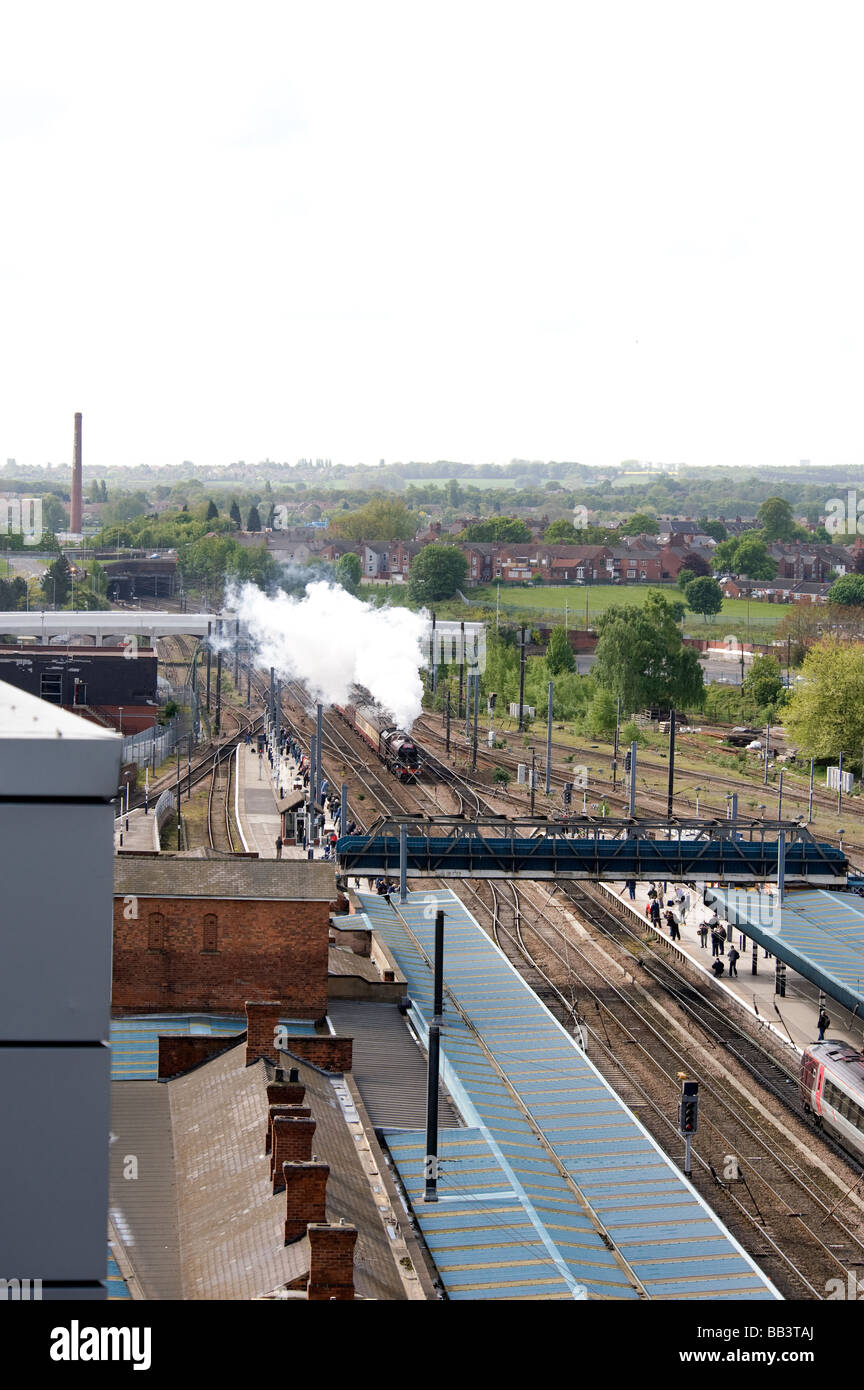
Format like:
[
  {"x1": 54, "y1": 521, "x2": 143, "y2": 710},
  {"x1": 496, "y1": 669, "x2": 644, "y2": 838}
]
[
  {"x1": 154, "y1": 787, "x2": 178, "y2": 831},
  {"x1": 122, "y1": 682, "x2": 200, "y2": 768}
]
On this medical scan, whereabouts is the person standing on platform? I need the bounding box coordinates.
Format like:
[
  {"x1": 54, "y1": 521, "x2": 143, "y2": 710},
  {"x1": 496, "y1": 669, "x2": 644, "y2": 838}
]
[
  {"x1": 698, "y1": 922, "x2": 709, "y2": 949},
  {"x1": 818, "y1": 1007, "x2": 831, "y2": 1041},
  {"x1": 664, "y1": 909, "x2": 681, "y2": 941},
  {"x1": 649, "y1": 897, "x2": 661, "y2": 928},
  {"x1": 275, "y1": 835, "x2": 283, "y2": 860},
  {"x1": 727, "y1": 946, "x2": 739, "y2": 977}
]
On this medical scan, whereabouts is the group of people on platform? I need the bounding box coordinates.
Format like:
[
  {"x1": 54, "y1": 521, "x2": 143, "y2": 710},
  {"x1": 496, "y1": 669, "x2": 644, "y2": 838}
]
[{"x1": 624, "y1": 879, "x2": 741, "y2": 979}]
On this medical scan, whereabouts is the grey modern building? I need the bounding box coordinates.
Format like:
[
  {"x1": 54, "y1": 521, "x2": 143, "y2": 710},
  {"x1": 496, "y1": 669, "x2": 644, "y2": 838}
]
[{"x1": 0, "y1": 681, "x2": 121, "y2": 1298}]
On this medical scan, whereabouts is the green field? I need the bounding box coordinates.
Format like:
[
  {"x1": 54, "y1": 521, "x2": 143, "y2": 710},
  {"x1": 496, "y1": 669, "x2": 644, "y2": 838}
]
[{"x1": 468, "y1": 583, "x2": 791, "y2": 640}]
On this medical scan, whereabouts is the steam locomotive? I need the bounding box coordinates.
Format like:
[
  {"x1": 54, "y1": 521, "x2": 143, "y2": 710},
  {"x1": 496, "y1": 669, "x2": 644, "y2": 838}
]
[
  {"x1": 334, "y1": 692, "x2": 421, "y2": 782},
  {"x1": 800, "y1": 1039, "x2": 864, "y2": 1161}
]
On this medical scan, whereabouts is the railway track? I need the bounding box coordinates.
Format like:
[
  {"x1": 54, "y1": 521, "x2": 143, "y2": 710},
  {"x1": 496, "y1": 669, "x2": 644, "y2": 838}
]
[
  {"x1": 206, "y1": 746, "x2": 237, "y2": 852},
  {"x1": 480, "y1": 878, "x2": 864, "y2": 1289},
  {"x1": 270, "y1": 688, "x2": 864, "y2": 1298},
  {"x1": 416, "y1": 709, "x2": 864, "y2": 866}
]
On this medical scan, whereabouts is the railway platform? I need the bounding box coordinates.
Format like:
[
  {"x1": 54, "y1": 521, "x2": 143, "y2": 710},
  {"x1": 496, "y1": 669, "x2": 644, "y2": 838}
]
[
  {"x1": 605, "y1": 879, "x2": 864, "y2": 1057},
  {"x1": 114, "y1": 805, "x2": 157, "y2": 852},
  {"x1": 234, "y1": 739, "x2": 339, "y2": 861}
]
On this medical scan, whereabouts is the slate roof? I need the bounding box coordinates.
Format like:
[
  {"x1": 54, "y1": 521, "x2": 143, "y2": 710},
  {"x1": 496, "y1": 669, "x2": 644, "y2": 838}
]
[
  {"x1": 169, "y1": 1047, "x2": 406, "y2": 1300},
  {"x1": 114, "y1": 855, "x2": 336, "y2": 901}
]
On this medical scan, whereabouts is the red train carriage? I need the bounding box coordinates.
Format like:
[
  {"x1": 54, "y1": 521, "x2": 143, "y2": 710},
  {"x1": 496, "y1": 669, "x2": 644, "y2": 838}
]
[{"x1": 334, "y1": 694, "x2": 420, "y2": 782}]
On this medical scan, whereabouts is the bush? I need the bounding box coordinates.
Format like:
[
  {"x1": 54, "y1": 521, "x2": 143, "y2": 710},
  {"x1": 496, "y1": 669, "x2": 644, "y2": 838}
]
[
  {"x1": 620, "y1": 720, "x2": 645, "y2": 745},
  {"x1": 493, "y1": 767, "x2": 511, "y2": 786}
]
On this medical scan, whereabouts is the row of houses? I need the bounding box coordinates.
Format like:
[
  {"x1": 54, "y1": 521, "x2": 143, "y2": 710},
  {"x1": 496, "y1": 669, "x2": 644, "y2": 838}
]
[
  {"x1": 312, "y1": 534, "x2": 712, "y2": 586},
  {"x1": 722, "y1": 578, "x2": 833, "y2": 605},
  {"x1": 249, "y1": 524, "x2": 864, "y2": 593}
]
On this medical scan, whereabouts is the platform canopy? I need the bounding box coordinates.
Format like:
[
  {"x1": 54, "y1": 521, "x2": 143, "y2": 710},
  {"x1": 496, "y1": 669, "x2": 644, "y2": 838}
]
[{"x1": 713, "y1": 887, "x2": 864, "y2": 1017}]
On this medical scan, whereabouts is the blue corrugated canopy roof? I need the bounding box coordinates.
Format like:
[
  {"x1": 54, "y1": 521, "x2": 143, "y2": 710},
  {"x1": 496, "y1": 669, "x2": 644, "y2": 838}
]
[
  {"x1": 714, "y1": 887, "x2": 864, "y2": 1017},
  {"x1": 361, "y1": 890, "x2": 779, "y2": 1302}
]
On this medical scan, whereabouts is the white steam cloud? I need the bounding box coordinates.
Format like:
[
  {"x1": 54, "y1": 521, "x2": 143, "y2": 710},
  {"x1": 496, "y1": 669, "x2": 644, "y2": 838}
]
[{"x1": 229, "y1": 580, "x2": 428, "y2": 729}]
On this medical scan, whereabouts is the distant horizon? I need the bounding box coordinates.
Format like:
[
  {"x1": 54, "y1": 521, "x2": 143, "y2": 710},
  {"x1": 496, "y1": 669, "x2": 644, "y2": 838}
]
[{"x1": 6, "y1": 455, "x2": 864, "y2": 479}]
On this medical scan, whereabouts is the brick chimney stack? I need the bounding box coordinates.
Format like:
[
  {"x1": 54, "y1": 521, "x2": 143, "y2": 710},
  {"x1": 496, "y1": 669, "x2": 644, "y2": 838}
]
[
  {"x1": 271, "y1": 1116, "x2": 316, "y2": 1193},
  {"x1": 245, "y1": 1000, "x2": 281, "y2": 1066},
  {"x1": 307, "y1": 1221, "x2": 358, "y2": 1300},
  {"x1": 264, "y1": 1082, "x2": 306, "y2": 1151},
  {"x1": 267, "y1": 1103, "x2": 312, "y2": 1165},
  {"x1": 283, "y1": 1159, "x2": 329, "y2": 1244},
  {"x1": 70, "y1": 412, "x2": 82, "y2": 534}
]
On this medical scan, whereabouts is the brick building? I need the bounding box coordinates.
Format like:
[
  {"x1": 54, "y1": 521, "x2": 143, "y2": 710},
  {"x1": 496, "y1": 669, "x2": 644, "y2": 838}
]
[{"x1": 113, "y1": 856, "x2": 336, "y2": 1017}]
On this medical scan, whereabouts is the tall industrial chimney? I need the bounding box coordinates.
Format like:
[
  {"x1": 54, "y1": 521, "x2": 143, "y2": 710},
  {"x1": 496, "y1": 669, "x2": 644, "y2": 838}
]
[{"x1": 70, "y1": 412, "x2": 82, "y2": 534}]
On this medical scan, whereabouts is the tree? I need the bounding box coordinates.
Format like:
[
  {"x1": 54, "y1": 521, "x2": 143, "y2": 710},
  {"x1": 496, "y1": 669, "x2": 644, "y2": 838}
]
[
  {"x1": 41, "y1": 493, "x2": 69, "y2": 533},
  {"x1": 784, "y1": 639, "x2": 864, "y2": 761},
  {"x1": 329, "y1": 498, "x2": 417, "y2": 542},
  {"x1": 734, "y1": 536, "x2": 778, "y2": 579},
  {"x1": 229, "y1": 499, "x2": 242, "y2": 527},
  {"x1": 714, "y1": 535, "x2": 777, "y2": 580},
  {"x1": 460, "y1": 517, "x2": 533, "y2": 543},
  {"x1": 742, "y1": 654, "x2": 785, "y2": 710},
  {"x1": 588, "y1": 687, "x2": 618, "y2": 738},
  {"x1": 205, "y1": 499, "x2": 219, "y2": 521},
  {"x1": 711, "y1": 537, "x2": 738, "y2": 572},
  {"x1": 246, "y1": 505, "x2": 261, "y2": 532},
  {"x1": 757, "y1": 496, "x2": 797, "y2": 541},
  {"x1": 678, "y1": 551, "x2": 711, "y2": 577},
  {"x1": 407, "y1": 545, "x2": 468, "y2": 604},
  {"x1": 684, "y1": 576, "x2": 723, "y2": 622},
  {"x1": 543, "y1": 518, "x2": 612, "y2": 545},
  {"x1": 619, "y1": 512, "x2": 659, "y2": 536},
  {"x1": 41, "y1": 553, "x2": 71, "y2": 607},
  {"x1": 853, "y1": 550, "x2": 864, "y2": 575},
  {"x1": 827, "y1": 574, "x2": 864, "y2": 607},
  {"x1": 546, "y1": 626, "x2": 575, "y2": 675},
  {"x1": 677, "y1": 568, "x2": 696, "y2": 591},
  {"x1": 593, "y1": 592, "x2": 704, "y2": 714},
  {"x1": 775, "y1": 603, "x2": 825, "y2": 665},
  {"x1": 544, "y1": 519, "x2": 580, "y2": 542},
  {"x1": 335, "y1": 551, "x2": 363, "y2": 594},
  {"x1": 0, "y1": 577, "x2": 27, "y2": 610},
  {"x1": 227, "y1": 543, "x2": 279, "y2": 590},
  {"x1": 700, "y1": 518, "x2": 727, "y2": 543}
]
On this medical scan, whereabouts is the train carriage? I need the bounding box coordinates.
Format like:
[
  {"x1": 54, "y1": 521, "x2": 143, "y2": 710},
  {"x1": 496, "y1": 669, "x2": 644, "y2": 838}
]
[
  {"x1": 800, "y1": 1040, "x2": 864, "y2": 1160},
  {"x1": 335, "y1": 692, "x2": 420, "y2": 782}
]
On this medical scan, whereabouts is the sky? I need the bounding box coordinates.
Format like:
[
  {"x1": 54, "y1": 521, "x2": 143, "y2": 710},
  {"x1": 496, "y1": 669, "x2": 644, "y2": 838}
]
[{"x1": 2, "y1": 2, "x2": 864, "y2": 474}]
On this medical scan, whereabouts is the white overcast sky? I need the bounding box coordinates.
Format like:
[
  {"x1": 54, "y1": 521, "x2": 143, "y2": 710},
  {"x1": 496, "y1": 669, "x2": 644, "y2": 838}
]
[{"x1": 2, "y1": 2, "x2": 863, "y2": 473}]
